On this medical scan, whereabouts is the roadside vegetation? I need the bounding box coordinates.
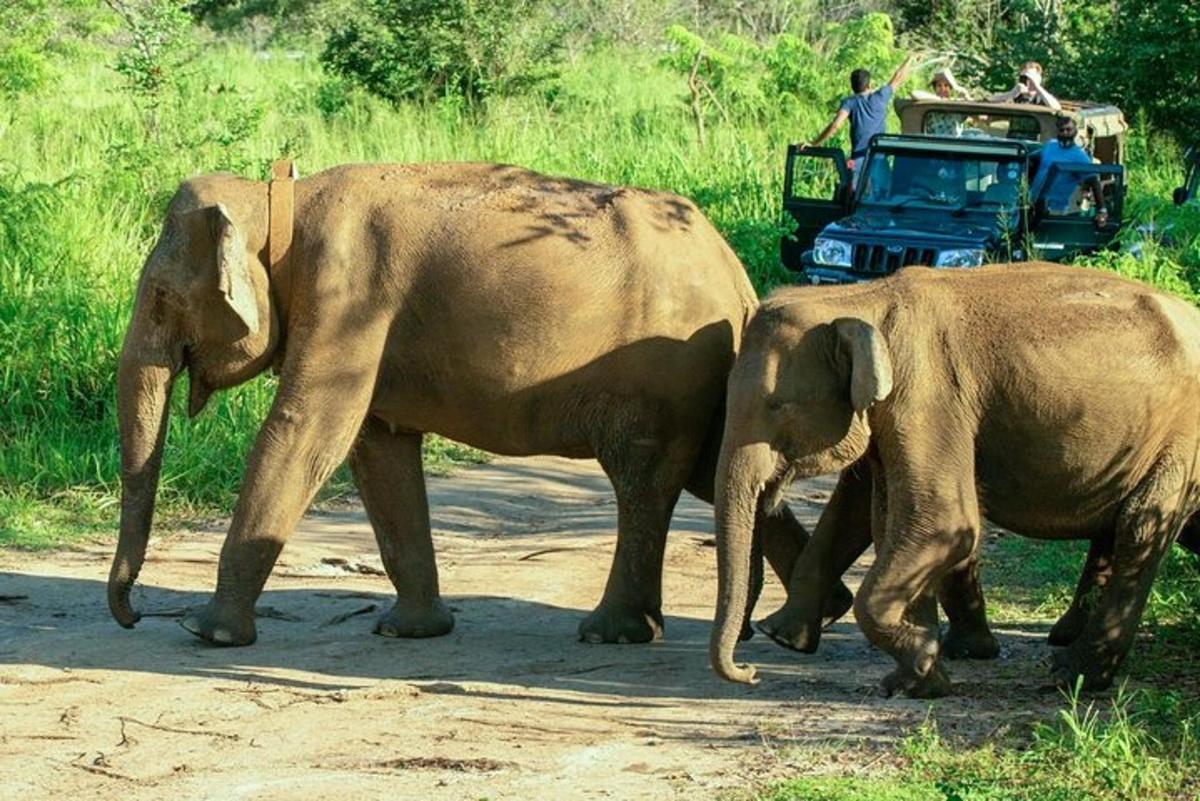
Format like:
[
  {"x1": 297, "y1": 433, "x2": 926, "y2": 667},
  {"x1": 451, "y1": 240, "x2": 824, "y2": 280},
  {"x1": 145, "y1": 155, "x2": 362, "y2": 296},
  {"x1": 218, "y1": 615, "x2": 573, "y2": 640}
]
[{"x1": 2, "y1": 1, "x2": 1199, "y2": 796}]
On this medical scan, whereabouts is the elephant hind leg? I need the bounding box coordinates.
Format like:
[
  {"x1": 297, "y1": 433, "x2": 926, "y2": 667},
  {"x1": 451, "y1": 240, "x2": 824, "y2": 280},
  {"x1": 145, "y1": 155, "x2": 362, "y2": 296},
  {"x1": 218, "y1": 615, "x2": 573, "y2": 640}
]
[
  {"x1": 350, "y1": 418, "x2": 453, "y2": 639},
  {"x1": 579, "y1": 437, "x2": 696, "y2": 644},
  {"x1": 940, "y1": 554, "x2": 1000, "y2": 660},
  {"x1": 1051, "y1": 457, "x2": 1188, "y2": 691}
]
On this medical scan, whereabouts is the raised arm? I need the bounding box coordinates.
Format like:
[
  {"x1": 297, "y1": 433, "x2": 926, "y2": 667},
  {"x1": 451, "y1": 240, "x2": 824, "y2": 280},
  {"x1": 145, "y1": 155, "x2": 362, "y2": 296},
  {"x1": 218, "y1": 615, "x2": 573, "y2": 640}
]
[
  {"x1": 888, "y1": 55, "x2": 915, "y2": 91},
  {"x1": 807, "y1": 109, "x2": 849, "y2": 148},
  {"x1": 988, "y1": 85, "x2": 1021, "y2": 103},
  {"x1": 1033, "y1": 82, "x2": 1062, "y2": 111}
]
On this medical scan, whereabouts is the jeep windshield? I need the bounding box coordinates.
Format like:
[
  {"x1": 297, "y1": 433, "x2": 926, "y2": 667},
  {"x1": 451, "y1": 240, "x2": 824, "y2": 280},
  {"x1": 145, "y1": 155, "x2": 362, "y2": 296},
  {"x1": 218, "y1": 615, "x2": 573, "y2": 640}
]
[{"x1": 857, "y1": 139, "x2": 1027, "y2": 217}]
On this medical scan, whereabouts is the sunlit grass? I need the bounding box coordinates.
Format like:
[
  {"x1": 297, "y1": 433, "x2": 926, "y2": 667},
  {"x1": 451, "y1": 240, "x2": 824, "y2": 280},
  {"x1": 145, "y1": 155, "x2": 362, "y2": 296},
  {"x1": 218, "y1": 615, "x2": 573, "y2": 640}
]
[{"x1": 760, "y1": 684, "x2": 1200, "y2": 801}]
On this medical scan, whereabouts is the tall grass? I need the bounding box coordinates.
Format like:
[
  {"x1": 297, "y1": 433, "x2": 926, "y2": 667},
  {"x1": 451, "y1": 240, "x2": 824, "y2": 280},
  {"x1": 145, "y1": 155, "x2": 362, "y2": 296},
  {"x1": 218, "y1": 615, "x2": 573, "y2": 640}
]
[{"x1": 1, "y1": 39, "x2": 1198, "y2": 544}]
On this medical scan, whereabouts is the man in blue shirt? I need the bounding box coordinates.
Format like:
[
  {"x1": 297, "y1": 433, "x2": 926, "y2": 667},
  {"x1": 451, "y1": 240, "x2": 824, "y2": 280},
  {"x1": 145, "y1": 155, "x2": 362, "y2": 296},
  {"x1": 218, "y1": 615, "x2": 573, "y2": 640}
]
[
  {"x1": 807, "y1": 55, "x2": 915, "y2": 182},
  {"x1": 1030, "y1": 115, "x2": 1108, "y2": 227}
]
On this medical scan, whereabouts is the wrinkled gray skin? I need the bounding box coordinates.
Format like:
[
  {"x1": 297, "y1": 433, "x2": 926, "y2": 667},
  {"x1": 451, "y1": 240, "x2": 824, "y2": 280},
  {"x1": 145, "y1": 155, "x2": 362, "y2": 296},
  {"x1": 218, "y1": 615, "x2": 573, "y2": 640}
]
[
  {"x1": 109, "y1": 162, "x2": 854, "y2": 648},
  {"x1": 712, "y1": 263, "x2": 1200, "y2": 696}
]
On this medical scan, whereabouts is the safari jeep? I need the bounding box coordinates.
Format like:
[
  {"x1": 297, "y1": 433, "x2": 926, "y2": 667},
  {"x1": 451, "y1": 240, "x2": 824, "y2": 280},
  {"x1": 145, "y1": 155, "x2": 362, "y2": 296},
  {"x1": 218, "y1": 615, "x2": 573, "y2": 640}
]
[{"x1": 783, "y1": 99, "x2": 1128, "y2": 283}]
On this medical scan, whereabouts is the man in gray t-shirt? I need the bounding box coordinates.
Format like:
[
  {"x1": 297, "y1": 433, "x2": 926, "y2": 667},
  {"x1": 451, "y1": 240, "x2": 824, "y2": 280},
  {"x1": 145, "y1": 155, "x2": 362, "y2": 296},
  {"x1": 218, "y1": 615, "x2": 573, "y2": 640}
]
[{"x1": 807, "y1": 56, "x2": 915, "y2": 180}]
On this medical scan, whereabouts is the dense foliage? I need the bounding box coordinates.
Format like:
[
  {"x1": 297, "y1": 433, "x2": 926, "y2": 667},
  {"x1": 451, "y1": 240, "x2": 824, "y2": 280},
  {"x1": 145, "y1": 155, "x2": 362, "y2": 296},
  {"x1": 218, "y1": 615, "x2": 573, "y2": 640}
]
[{"x1": 320, "y1": 0, "x2": 562, "y2": 104}]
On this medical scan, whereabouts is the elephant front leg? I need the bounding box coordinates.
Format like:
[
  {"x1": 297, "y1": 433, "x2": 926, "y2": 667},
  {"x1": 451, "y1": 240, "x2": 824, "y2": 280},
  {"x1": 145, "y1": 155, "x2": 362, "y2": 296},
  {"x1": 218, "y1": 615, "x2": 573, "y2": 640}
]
[
  {"x1": 857, "y1": 476, "x2": 980, "y2": 698},
  {"x1": 758, "y1": 465, "x2": 873, "y2": 653},
  {"x1": 349, "y1": 420, "x2": 453, "y2": 639},
  {"x1": 182, "y1": 356, "x2": 381, "y2": 646}
]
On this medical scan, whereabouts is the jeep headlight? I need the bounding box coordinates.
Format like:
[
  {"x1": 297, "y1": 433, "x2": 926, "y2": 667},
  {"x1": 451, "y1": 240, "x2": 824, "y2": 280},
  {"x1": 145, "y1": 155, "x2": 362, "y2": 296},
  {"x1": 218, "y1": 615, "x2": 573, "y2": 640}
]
[
  {"x1": 935, "y1": 248, "x2": 985, "y2": 268},
  {"x1": 813, "y1": 237, "x2": 852, "y2": 267}
]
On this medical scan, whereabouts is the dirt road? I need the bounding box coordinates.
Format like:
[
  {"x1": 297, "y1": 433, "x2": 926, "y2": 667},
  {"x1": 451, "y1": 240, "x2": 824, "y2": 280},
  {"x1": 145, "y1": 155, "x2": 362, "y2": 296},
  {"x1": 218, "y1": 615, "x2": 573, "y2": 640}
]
[{"x1": 1, "y1": 456, "x2": 1057, "y2": 800}]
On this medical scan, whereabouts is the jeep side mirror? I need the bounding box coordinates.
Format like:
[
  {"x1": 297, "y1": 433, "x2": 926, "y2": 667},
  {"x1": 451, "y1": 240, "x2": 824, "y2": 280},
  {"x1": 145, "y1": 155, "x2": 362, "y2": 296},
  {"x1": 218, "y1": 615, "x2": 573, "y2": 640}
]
[{"x1": 1175, "y1": 186, "x2": 1190, "y2": 206}]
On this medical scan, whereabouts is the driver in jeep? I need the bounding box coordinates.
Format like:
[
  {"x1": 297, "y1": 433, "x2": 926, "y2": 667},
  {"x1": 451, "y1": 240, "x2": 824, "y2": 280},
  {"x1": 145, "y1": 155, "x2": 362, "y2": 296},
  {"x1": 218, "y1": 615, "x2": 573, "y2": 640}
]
[{"x1": 1031, "y1": 115, "x2": 1109, "y2": 228}]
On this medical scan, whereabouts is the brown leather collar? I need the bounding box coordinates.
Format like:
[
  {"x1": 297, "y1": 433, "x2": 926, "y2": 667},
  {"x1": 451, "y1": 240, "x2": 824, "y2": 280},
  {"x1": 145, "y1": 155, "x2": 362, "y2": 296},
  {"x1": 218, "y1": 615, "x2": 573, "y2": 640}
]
[{"x1": 267, "y1": 159, "x2": 297, "y2": 275}]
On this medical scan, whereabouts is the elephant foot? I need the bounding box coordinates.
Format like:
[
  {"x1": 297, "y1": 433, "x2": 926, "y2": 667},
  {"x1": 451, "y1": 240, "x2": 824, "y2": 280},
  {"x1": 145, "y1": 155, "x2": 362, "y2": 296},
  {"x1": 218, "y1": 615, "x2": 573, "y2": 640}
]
[
  {"x1": 1049, "y1": 647, "x2": 1116, "y2": 692},
  {"x1": 578, "y1": 602, "x2": 663, "y2": 644},
  {"x1": 1047, "y1": 607, "x2": 1087, "y2": 647},
  {"x1": 756, "y1": 606, "x2": 821, "y2": 653},
  {"x1": 374, "y1": 598, "x2": 455, "y2": 639},
  {"x1": 881, "y1": 661, "x2": 952, "y2": 699},
  {"x1": 822, "y1": 580, "x2": 855, "y2": 628},
  {"x1": 180, "y1": 601, "x2": 257, "y2": 647},
  {"x1": 942, "y1": 624, "x2": 1000, "y2": 660},
  {"x1": 755, "y1": 579, "x2": 854, "y2": 653}
]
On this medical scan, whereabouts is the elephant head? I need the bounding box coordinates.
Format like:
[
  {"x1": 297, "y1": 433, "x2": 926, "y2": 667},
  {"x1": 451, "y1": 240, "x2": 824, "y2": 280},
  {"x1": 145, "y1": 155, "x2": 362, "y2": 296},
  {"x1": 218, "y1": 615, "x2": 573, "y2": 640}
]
[
  {"x1": 109, "y1": 177, "x2": 279, "y2": 628},
  {"x1": 710, "y1": 312, "x2": 892, "y2": 683}
]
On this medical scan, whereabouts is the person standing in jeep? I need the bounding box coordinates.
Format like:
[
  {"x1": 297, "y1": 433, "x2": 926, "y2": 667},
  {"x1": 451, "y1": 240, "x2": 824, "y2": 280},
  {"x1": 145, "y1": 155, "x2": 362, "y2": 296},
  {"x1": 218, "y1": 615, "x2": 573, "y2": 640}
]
[
  {"x1": 805, "y1": 55, "x2": 915, "y2": 184},
  {"x1": 988, "y1": 61, "x2": 1062, "y2": 111}
]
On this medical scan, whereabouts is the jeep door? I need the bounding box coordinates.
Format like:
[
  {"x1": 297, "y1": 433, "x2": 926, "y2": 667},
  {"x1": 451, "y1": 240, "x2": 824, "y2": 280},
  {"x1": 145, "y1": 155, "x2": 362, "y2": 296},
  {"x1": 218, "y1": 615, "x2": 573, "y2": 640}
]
[
  {"x1": 781, "y1": 145, "x2": 851, "y2": 271},
  {"x1": 1031, "y1": 162, "x2": 1125, "y2": 261}
]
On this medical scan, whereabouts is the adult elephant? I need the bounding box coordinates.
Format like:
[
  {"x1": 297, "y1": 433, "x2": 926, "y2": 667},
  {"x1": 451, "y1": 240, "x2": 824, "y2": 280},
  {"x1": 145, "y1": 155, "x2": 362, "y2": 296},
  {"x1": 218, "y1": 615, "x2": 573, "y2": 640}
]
[{"x1": 108, "y1": 161, "x2": 852, "y2": 647}]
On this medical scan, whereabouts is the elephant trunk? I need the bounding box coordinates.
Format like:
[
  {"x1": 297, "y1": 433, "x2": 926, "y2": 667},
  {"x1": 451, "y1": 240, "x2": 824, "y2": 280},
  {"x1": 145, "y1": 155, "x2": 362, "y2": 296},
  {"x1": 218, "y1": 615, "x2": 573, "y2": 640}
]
[
  {"x1": 108, "y1": 334, "x2": 176, "y2": 628},
  {"x1": 711, "y1": 440, "x2": 775, "y2": 684}
]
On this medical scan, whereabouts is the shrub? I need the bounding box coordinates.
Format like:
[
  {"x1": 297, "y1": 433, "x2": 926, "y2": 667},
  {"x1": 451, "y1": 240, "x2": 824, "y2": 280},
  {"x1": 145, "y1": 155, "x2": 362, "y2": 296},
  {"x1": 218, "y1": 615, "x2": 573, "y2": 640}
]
[{"x1": 320, "y1": 0, "x2": 562, "y2": 105}]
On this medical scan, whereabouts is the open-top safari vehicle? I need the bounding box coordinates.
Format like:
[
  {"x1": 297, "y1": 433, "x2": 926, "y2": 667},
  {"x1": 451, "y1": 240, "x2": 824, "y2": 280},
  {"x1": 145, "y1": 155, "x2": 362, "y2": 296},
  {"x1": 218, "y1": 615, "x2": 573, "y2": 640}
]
[{"x1": 782, "y1": 98, "x2": 1129, "y2": 283}]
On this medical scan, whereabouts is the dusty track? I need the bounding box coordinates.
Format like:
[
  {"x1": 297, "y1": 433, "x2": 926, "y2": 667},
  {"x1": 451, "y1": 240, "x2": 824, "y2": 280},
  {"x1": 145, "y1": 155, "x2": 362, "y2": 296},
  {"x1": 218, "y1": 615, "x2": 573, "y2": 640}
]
[{"x1": 2, "y1": 456, "x2": 1062, "y2": 800}]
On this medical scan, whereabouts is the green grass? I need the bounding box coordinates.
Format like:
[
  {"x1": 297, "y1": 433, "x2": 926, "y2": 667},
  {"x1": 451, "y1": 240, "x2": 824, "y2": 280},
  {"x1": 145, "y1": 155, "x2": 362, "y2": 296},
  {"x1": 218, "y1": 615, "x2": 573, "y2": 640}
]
[{"x1": 764, "y1": 685, "x2": 1200, "y2": 801}]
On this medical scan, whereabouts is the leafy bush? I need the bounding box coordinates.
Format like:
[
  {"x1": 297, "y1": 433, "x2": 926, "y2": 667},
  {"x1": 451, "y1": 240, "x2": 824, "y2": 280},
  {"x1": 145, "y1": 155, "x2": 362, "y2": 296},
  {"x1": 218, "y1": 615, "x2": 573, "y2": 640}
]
[
  {"x1": 321, "y1": 0, "x2": 563, "y2": 104},
  {"x1": 661, "y1": 13, "x2": 902, "y2": 135},
  {"x1": 108, "y1": 1, "x2": 195, "y2": 97}
]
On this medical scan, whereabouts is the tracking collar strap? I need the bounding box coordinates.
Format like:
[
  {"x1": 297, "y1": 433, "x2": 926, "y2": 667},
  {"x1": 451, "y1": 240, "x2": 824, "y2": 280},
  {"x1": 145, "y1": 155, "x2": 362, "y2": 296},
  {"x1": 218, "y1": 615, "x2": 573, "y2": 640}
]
[{"x1": 267, "y1": 159, "x2": 297, "y2": 276}]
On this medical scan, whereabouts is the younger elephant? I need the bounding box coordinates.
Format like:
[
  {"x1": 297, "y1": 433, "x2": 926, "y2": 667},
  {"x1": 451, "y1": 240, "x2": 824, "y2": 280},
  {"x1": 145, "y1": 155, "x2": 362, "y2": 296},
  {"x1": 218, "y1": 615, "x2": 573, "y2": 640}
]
[
  {"x1": 711, "y1": 263, "x2": 1200, "y2": 696},
  {"x1": 109, "y1": 161, "x2": 852, "y2": 648}
]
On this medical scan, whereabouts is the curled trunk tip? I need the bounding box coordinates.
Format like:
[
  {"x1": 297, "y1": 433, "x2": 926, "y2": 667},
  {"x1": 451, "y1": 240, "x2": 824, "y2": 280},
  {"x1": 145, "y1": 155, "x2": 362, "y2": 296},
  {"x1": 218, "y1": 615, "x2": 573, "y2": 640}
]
[
  {"x1": 108, "y1": 556, "x2": 142, "y2": 628},
  {"x1": 709, "y1": 638, "x2": 759, "y2": 684}
]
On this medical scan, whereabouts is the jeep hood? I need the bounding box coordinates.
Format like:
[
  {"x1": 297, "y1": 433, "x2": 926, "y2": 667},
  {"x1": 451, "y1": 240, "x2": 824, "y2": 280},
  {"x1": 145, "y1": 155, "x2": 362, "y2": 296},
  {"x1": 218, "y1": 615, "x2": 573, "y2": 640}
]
[{"x1": 824, "y1": 209, "x2": 1003, "y2": 248}]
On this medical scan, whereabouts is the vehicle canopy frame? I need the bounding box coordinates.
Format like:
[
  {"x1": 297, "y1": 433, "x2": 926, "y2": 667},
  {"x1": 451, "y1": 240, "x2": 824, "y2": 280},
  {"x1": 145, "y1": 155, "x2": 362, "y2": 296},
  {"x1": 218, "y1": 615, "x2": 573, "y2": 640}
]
[{"x1": 894, "y1": 98, "x2": 1128, "y2": 165}]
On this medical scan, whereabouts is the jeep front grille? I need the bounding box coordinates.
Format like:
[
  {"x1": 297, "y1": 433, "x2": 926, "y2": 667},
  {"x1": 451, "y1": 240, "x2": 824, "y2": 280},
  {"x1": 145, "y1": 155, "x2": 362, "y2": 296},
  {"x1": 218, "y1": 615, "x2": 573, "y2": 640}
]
[{"x1": 851, "y1": 244, "x2": 937, "y2": 274}]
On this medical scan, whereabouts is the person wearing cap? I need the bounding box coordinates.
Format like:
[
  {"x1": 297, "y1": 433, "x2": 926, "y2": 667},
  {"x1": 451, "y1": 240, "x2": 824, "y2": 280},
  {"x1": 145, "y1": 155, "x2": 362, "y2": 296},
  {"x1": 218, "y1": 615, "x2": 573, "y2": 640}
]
[
  {"x1": 912, "y1": 67, "x2": 972, "y2": 101},
  {"x1": 912, "y1": 67, "x2": 973, "y2": 136},
  {"x1": 988, "y1": 61, "x2": 1061, "y2": 110}
]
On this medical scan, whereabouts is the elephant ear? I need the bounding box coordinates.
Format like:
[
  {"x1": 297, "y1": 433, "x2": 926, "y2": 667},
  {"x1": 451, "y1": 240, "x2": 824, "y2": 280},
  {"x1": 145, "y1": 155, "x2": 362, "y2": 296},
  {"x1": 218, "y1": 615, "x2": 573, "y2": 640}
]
[
  {"x1": 205, "y1": 203, "x2": 259, "y2": 340},
  {"x1": 833, "y1": 317, "x2": 893, "y2": 411}
]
